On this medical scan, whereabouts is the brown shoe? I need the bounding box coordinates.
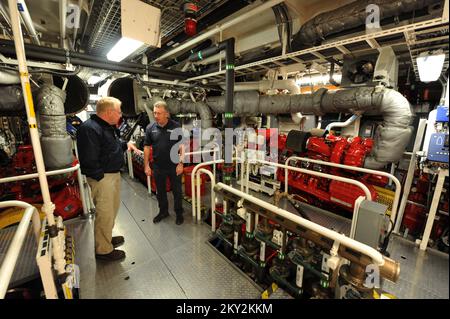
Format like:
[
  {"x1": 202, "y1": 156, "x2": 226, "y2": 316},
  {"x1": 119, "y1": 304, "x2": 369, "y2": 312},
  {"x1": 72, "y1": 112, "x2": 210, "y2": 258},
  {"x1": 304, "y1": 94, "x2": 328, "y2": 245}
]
[
  {"x1": 111, "y1": 236, "x2": 124, "y2": 248},
  {"x1": 95, "y1": 249, "x2": 126, "y2": 261}
]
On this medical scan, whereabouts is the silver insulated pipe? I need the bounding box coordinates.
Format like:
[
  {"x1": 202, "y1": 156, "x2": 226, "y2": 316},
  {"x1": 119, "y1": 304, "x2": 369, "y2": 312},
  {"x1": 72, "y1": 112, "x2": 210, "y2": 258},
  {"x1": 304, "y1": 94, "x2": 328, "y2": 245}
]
[
  {"x1": 36, "y1": 85, "x2": 73, "y2": 169},
  {"x1": 205, "y1": 87, "x2": 413, "y2": 169}
]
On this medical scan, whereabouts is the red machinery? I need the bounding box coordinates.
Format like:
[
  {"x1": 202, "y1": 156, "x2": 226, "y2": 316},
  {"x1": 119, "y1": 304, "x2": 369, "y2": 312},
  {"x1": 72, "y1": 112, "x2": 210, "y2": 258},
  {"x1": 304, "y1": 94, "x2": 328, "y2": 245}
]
[
  {"x1": 131, "y1": 146, "x2": 171, "y2": 192},
  {"x1": 277, "y1": 131, "x2": 383, "y2": 211},
  {"x1": 0, "y1": 145, "x2": 82, "y2": 220}
]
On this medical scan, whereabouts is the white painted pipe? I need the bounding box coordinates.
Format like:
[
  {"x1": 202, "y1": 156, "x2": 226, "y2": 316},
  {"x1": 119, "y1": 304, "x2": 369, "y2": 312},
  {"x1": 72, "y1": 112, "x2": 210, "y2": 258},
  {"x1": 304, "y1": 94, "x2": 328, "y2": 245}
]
[
  {"x1": 253, "y1": 159, "x2": 372, "y2": 200},
  {"x1": 215, "y1": 183, "x2": 385, "y2": 266},
  {"x1": 0, "y1": 164, "x2": 80, "y2": 184},
  {"x1": 153, "y1": 0, "x2": 285, "y2": 63},
  {"x1": 0, "y1": 201, "x2": 41, "y2": 299},
  {"x1": 285, "y1": 156, "x2": 401, "y2": 227},
  {"x1": 8, "y1": 0, "x2": 65, "y2": 275},
  {"x1": 195, "y1": 168, "x2": 216, "y2": 225},
  {"x1": 72, "y1": 141, "x2": 88, "y2": 216},
  {"x1": 325, "y1": 114, "x2": 360, "y2": 132},
  {"x1": 191, "y1": 159, "x2": 224, "y2": 220},
  {"x1": 17, "y1": 0, "x2": 40, "y2": 45},
  {"x1": 394, "y1": 119, "x2": 428, "y2": 233},
  {"x1": 59, "y1": 0, "x2": 67, "y2": 49}
]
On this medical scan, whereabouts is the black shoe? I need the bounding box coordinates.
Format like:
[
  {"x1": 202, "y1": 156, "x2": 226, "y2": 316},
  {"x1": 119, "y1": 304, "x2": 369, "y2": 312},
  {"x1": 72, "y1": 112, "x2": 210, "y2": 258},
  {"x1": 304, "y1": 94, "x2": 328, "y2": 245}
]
[
  {"x1": 153, "y1": 212, "x2": 169, "y2": 224},
  {"x1": 111, "y1": 236, "x2": 124, "y2": 248},
  {"x1": 175, "y1": 215, "x2": 184, "y2": 225},
  {"x1": 95, "y1": 249, "x2": 126, "y2": 261}
]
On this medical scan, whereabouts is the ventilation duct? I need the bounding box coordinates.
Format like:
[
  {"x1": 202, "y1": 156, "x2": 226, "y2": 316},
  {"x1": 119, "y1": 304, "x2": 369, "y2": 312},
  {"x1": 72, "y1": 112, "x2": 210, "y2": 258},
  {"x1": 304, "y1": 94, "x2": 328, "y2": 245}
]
[
  {"x1": 291, "y1": 0, "x2": 443, "y2": 50},
  {"x1": 36, "y1": 85, "x2": 73, "y2": 169},
  {"x1": 205, "y1": 87, "x2": 413, "y2": 169},
  {"x1": 108, "y1": 77, "x2": 213, "y2": 129}
]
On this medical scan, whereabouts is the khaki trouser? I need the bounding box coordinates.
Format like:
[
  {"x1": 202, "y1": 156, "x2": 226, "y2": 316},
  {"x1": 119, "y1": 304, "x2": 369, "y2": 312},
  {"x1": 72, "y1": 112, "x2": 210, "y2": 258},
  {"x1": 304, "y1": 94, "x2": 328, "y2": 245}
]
[{"x1": 87, "y1": 173, "x2": 121, "y2": 254}]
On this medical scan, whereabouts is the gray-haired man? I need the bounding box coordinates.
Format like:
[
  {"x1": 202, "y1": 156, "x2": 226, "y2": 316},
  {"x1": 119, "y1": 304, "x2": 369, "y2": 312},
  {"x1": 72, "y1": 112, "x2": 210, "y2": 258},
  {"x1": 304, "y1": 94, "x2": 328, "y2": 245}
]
[{"x1": 143, "y1": 101, "x2": 185, "y2": 225}]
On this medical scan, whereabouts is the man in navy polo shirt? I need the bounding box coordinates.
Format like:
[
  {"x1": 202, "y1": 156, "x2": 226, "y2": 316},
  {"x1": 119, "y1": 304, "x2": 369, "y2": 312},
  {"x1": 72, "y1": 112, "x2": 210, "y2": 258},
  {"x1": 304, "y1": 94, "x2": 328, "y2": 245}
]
[{"x1": 144, "y1": 101, "x2": 185, "y2": 225}]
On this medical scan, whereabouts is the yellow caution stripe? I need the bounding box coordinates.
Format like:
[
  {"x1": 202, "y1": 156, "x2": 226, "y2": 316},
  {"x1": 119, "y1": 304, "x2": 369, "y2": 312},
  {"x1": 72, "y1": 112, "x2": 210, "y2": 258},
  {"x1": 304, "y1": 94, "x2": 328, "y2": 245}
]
[
  {"x1": 261, "y1": 282, "x2": 278, "y2": 299},
  {"x1": 24, "y1": 81, "x2": 36, "y2": 118}
]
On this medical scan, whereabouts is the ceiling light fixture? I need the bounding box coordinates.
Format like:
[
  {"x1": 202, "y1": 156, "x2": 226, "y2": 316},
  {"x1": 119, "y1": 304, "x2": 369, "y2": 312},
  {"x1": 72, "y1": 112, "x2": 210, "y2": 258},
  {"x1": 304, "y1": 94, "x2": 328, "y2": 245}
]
[
  {"x1": 106, "y1": 37, "x2": 145, "y2": 62},
  {"x1": 416, "y1": 50, "x2": 446, "y2": 82},
  {"x1": 105, "y1": 0, "x2": 161, "y2": 62}
]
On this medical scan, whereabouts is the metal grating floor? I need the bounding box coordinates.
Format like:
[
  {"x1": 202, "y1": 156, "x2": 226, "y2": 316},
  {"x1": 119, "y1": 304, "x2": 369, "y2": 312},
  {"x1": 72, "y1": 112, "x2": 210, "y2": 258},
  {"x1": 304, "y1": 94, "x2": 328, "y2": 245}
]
[
  {"x1": 76, "y1": 174, "x2": 261, "y2": 299},
  {"x1": 1, "y1": 174, "x2": 448, "y2": 299}
]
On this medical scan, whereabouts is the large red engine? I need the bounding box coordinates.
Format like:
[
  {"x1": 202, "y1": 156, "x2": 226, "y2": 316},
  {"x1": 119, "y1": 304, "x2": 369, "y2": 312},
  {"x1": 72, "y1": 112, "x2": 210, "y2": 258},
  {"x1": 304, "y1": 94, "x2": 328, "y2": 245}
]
[
  {"x1": 0, "y1": 145, "x2": 82, "y2": 221},
  {"x1": 277, "y1": 131, "x2": 384, "y2": 211}
]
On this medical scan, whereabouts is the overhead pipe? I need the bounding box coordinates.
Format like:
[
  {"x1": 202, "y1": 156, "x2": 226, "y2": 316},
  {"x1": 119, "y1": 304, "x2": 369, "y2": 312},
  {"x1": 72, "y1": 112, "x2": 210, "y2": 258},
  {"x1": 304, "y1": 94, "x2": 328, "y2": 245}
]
[
  {"x1": 149, "y1": 0, "x2": 251, "y2": 61},
  {"x1": 153, "y1": 0, "x2": 285, "y2": 63},
  {"x1": 163, "y1": 39, "x2": 212, "y2": 68},
  {"x1": 205, "y1": 87, "x2": 413, "y2": 169},
  {"x1": 189, "y1": 38, "x2": 235, "y2": 180},
  {"x1": 0, "y1": 40, "x2": 192, "y2": 79},
  {"x1": 17, "y1": 0, "x2": 40, "y2": 45},
  {"x1": 219, "y1": 79, "x2": 300, "y2": 94},
  {"x1": 291, "y1": 0, "x2": 443, "y2": 50}
]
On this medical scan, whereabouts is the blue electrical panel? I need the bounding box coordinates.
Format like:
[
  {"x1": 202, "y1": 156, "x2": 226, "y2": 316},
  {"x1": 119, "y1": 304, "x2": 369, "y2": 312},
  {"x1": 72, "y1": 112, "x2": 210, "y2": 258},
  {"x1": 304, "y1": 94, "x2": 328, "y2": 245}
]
[
  {"x1": 427, "y1": 133, "x2": 449, "y2": 163},
  {"x1": 436, "y1": 105, "x2": 449, "y2": 122}
]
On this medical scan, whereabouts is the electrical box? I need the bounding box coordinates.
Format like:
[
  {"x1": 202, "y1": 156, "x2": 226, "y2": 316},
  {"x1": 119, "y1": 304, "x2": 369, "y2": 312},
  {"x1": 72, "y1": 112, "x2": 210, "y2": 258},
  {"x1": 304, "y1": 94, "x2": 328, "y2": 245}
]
[
  {"x1": 121, "y1": 0, "x2": 161, "y2": 48},
  {"x1": 427, "y1": 105, "x2": 449, "y2": 164},
  {"x1": 354, "y1": 200, "x2": 389, "y2": 249}
]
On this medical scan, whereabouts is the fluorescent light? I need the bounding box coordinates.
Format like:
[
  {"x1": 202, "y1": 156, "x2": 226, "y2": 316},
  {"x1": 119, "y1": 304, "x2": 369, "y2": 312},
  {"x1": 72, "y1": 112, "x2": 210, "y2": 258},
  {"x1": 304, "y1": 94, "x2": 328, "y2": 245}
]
[
  {"x1": 106, "y1": 37, "x2": 144, "y2": 62},
  {"x1": 87, "y1": 75, "x2": 104, "y2": 85},
  {"x1": 417, "y1": 50, "x2": 445, "y2": 82}
]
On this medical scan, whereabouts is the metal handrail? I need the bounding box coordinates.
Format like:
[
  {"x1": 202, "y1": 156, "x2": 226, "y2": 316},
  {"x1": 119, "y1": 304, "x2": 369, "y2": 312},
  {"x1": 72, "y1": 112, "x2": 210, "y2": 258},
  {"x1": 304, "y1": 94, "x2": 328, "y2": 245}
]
[
  {"x1": 285, "y1": 156, "x2": 401, "y2": 226},
  {"x1": 0, "y1": 201, "x2": 41, "y2": 298},
  {"x1": 0, "y1": 164, "x2": 80, "y2": 184}
]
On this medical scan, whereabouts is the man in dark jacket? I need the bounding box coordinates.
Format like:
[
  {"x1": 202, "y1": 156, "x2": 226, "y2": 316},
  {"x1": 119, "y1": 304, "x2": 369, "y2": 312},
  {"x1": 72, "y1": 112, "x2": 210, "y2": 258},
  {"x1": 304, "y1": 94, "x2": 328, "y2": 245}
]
[
  {"x1": 144, "y1": 101, "x2": 185, "y2": 225},
  {"x1": 77, "y1": 97, "x2": 138, "y2": 261}
]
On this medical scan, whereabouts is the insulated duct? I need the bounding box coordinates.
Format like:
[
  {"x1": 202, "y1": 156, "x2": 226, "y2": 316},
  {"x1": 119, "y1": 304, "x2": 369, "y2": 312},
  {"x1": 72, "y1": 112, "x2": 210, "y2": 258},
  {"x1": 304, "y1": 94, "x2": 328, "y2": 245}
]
[
  {"x1": 108, "y1": 77, "x2": 213, "y2": 129},
  {"x1": 36, "y1": 85, "x2": 73, "y2": 169},
  {"x1": 205, "y1": 87, "x2": 413, "y2": 169},
  {"x1": 291, "y1": 0, "x2": 443, "y2": 50}
]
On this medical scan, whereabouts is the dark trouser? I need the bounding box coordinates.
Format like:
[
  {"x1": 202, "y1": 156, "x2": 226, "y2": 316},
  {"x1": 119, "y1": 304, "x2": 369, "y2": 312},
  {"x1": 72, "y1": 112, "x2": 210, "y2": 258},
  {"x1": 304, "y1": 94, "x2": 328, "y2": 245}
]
[{"x1": 154, "y1": 166, "x2": 183, "y2": 216}]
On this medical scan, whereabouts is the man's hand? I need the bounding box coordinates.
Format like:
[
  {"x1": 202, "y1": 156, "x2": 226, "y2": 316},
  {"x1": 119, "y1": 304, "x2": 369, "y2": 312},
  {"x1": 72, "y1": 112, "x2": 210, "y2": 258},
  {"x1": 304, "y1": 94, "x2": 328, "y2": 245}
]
[
  {"x1": 176, "y1": 163, "x2": 183, "y2": 176},
  {"x1": 127, "y1": 141, "x2": 142, "y2": 154},
  {"x1": 145, "y1": 165, "x2": 152, "y2": 176}
]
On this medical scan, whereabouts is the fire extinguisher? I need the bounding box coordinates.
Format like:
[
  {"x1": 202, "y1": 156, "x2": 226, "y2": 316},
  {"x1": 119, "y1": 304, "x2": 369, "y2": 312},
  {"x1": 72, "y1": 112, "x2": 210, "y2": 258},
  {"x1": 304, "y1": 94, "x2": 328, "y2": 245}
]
[{"x1": 183, "y1": 1, "x2": 199, "y2": 36}]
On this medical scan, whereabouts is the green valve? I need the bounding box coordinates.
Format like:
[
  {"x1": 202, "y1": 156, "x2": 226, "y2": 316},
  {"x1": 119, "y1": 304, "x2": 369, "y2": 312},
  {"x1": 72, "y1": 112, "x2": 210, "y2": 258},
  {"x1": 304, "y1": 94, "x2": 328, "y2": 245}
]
[
  {"x1": 224, "y1": 112, "x2": 233, "y2": 118},
  {"x1": 198, "y1": 51, "x2": 203, "y2": 60},
  {"x1": 223, "y1": 176, "x2": 232, "y2": 181},
  {"x1": 320, "y1": 279, "x2": 329, "y2": 288},
  {"x1": 226, "y1": 64, "x2": 235, "y2": 70}
]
